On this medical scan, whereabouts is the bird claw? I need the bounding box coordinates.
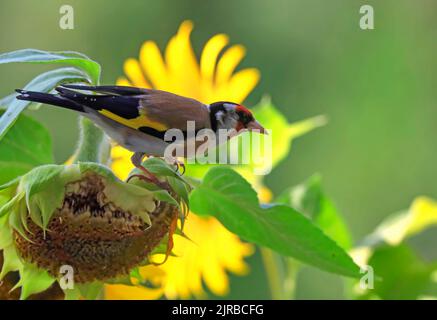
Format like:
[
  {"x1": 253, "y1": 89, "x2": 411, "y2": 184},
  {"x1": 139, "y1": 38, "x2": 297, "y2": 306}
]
[
  {"x1": 171, "y1": 160, "x2": 186, "y2": 175},
  {"x1": 127, "y1": 173, "x2": 170, "y2": 191},
  {"x1": 127, "y1": 163, "x2": 170, "y2": 190}
]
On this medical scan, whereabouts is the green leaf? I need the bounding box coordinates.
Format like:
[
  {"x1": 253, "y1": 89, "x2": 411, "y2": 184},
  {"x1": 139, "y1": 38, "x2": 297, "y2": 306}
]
[
  {"x1": 0, "y1": 112, "x2": 53, "y2": 185},
  {"x1": 0, "y1": 177, "x2": 20, "y2": 192},
  {"x1": 250, "y1": 96, "x2": 327, "y2": 169},
  {"x1": 0, "y1": 245, "x2": 22, "y2": 279},
  {"x1": 167, "y1": 176, "x2": 190, "y2": 206},
  {"x1": 0, "y1": 193, "x2": 21, "y2": 219},
  {"x1": 0, "y1": 93, "x2": 16, "y2": 109},
  {"x1": 0, "y1": 215, "x2": 13, "y2": 250},
  {"x1": 8, "y1": 199, "x2": 30, "y2": 241},
  {"x1": 63, "y1": 287, "x2": 82, "y2": 300},
  {"x1": 151, "y1": 189, "x2": 179, "y2": 207},
  {"x1": 78, "y1": 162, "x2": 118, "y2": 182},
  {"x1": 6, "y1": 165, "x2": 76, "y2": 231},
  {"x1": 190, "y1": 167, "x2": 360, "y2": 278},
  {"x1": 276, "y1": 175, "x2": 352, "y2": 249},
  {"x1": 76, "y1": 282, "x2": 103, "y2": 300},
  {"x1": 22, "y1": 168, "x2": 67, "y2": 229},
  {"x1": 0, "y1": 67, "x2": 90, "y2": 140},
  {"x1": 167, "y1": 176, "x2": 190, "y2": 228},
  {"x1": 21, "y1": 165, "x2": 64, "y2": 201},
  {"x1": 0, "y1": 49, "x2": 100, "y2": 84},
  {"x1": 349, "y1": 196, "x2": 437, "y2": 300},
  {"x1": 361, "y1": 244, "x2": 436, "y2": 300},
  {"x1": 142, "y1": 157, "x2": 188, "y2": 183},
  {"x1": 14, "y1": 262, "x2": 55, "y2": 300}
]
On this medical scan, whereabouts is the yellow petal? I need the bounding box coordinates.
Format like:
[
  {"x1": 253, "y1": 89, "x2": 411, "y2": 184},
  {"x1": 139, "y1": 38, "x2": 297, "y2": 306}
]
[
  {"x1": 138, "y1": 264, "x2": 166, "y2": 281},
  {"x1": 203, "y1": 246, "x2": 230, "y2": 296},
  {"x1": 165, "y1": 21, "x2": 201, "y2": 99},
  {"x1": 407, "y1": 197, "x2": 437, "y2": 236},
  {"x1": 104, "y1": 284, "x2": 164, "y2": 300},
  {"x1": 216, "y1": 68, "x2": 260, "y2": 103},
  {"x1": 140, "y1": 41, "x2": 170, "y2": 90},
  {"x1": 215, "y1": 44, "x2": 246, "y2": 86},
  {"x1": 110, "y1": 145, "x2": 134, "y2": 180},
  {"x1": 258, "y1": 186, "x2": 273, "y2": 203},
  {"x1": 115, "y1": 77, "x2": 132, "y2": 87},
  {"x1": 378, "y1": 196, "x2": 437, "y2": 245},
  {"x1": 200, "y1": 34, "x2": 229, "y2": 84},
  {"x1": 216, "y1": 224, "x2": 254, "y2": 275},
  {"x1": 137, "y1": 214, "x2": 254, "y2": 299},
  {"x1": 123, "y1": 58, "x2": 151, "y2": 88}
]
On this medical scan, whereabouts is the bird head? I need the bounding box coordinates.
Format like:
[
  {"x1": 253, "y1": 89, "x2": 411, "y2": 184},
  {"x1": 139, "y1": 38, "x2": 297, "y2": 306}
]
[{"x1": 209, "y1": 102, "x2": 267, "y2": 135}]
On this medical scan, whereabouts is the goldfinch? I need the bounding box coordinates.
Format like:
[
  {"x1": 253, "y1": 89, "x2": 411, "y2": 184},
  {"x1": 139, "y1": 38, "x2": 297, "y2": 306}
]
[{"x1": 15, "y1": 85, "x2": 266, "y2": 183}]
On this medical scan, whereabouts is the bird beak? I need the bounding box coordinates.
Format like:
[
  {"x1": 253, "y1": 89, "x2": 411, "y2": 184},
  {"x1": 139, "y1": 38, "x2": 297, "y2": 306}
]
[{"x1": 246, "y1": 120, "x2": 268, "y2": 135}]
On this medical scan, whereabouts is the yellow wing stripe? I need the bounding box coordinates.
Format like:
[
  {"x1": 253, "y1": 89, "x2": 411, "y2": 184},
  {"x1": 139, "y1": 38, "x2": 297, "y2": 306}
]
[{"x1": 99, "y1": 109, "x2": 169, "y2": 132}]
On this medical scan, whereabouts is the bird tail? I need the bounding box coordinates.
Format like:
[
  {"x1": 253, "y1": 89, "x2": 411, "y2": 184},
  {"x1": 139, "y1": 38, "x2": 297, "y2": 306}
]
[{"x1": 15, "y1": 89, "x2": 84, "y2": 112}]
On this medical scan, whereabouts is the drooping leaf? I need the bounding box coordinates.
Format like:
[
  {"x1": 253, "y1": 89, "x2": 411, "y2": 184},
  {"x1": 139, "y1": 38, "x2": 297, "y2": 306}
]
[
  {"x1": 142, "y1": 157, "x2": 189, "y2": 184},
  {"x1": 151, "y1": 189, "x2": 180, "y2": 207},
  {"x1": 0, "y1": 176, "x2": 20, "y2": 192},
  {"x1": 78, "y1": 162, "x2": 118, "y2": 182},
  {"x1": 276, "y1": 175, "x2": 352, "y2": 249},
  {"x1": 167, "y1": 176, "x2": 190, "y2": 206},
  {"x1": 0, "y1": 193, "x2": 21, "y2": 219},
  {"x1": 0, "y1": 112, "x2": 53, "y2": 185},
  {"x1": 14, "y1": 262, "x2": 56, "y2": 300},
  {"x1": 0, "y1": 93, "x2": 16, "y2": 110},
  {"x1": 8, "y1": 198, "x2": 30, "y2": 241},
  {"x1": 167, "y1": 175, "x2": 190, "y2": 224},
  {"x1": 15, "y1": 165, "x2": 76, "y2": 230},
  {"x1": 0, "y1": 245, "x2": 21, "y2": 279},
  {"x1": 21, "y1": 165, "x2": 64, "y2": 201},
  {"x1": 127, "y1": 158, "x2": 191, "y2": 215},
  {"x1": 0, "y1": 49, "x2": 100, "y2": 84},
  {"x1": 190, "y1": 167, "x2": 360, "y2": 278},
  {"x1": 0, "y1": 67, "x2": 90, "y2": 140}
]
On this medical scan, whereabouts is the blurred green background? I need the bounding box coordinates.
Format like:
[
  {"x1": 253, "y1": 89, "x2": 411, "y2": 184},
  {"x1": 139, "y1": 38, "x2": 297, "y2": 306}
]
[{"x1": 1, "y1": 0, "x2": 436, "y2": 299}]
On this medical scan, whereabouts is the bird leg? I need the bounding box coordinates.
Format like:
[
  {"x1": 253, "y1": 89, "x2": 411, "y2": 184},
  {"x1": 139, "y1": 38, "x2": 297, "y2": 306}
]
[
  {"x1": 171, "y1": 158, "x2": 186, "y2": 175},
  {"x1": 128, "y1": 153, "x2": 183, "y2": 264},
  {"x1": 127, "y1": 152, "x2": 167, "y2": 189}
]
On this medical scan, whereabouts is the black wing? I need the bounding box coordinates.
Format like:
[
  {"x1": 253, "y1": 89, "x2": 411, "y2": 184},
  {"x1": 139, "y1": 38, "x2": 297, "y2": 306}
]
[
  {"x1": 55, "y1": 86, "x2": 142, "y2": 119},
  {"x1": 61, "y1": 84, "x2": 150, "y2": 96}
]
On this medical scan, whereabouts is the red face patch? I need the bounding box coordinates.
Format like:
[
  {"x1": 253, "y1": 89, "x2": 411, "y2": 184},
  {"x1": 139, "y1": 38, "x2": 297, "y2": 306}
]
[{"x1": 235, "y1": 104, "x2": 252, "y2": 117}]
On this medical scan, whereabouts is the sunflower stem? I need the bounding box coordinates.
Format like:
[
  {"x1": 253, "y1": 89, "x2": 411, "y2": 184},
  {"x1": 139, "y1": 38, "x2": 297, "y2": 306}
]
[
  {"x1": 283, "y1": 258, "x2": 299, "y2": 300},
  {"x1": 260, "y1": 247, "x2": 284, "y2": 300},
  {"x1": 260, "y1": 248, "x2": 300, "y2": 299},
  {"x1": 73, "y1": 116, "x2": 107, "y2": 163}
]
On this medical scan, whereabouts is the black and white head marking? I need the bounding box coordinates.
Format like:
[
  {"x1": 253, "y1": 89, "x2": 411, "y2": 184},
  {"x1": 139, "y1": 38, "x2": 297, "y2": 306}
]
[{"x1": 208, "y1": 102, "x2": 239, "y2": 132}]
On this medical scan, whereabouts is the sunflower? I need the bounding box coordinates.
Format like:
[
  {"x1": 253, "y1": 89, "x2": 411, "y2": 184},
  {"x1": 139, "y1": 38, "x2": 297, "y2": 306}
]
[
  {"x1": 105, "y1": 20, "x2": 261, "y2": 299},
  {"x1": 116, "y1": 21, "x2": 259, "y2": 104}
]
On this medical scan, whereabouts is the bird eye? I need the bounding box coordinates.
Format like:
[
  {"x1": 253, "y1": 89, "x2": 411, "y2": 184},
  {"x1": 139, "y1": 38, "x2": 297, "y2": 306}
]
[{"x1": 241, "y1": 114, "x2": 251, "y2": 124}]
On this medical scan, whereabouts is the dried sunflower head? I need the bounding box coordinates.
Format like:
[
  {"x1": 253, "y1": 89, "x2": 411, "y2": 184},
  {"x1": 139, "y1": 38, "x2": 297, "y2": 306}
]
[{"x1": 0, "y1": 160, "x2": 188, "y2": 299}]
